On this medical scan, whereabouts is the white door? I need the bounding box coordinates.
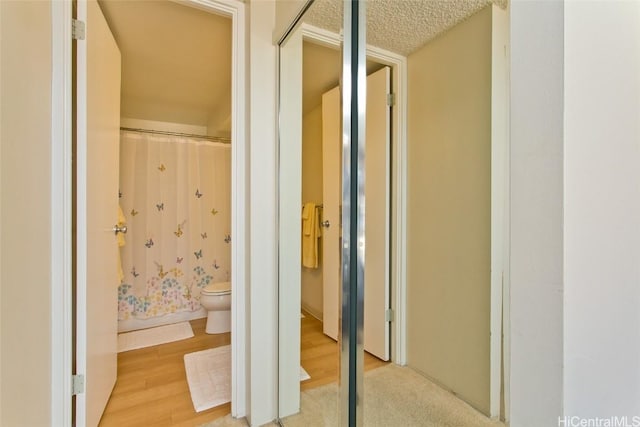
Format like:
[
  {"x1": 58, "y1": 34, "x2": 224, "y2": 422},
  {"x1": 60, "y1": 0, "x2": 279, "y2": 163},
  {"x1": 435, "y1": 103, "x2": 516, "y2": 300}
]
[
  {"x1": 76, "y1": 0, "x2": 122, "y2": 425},
  {"x1": 363, "y1": 67, "x2": 391, "y2": 361},
  {"x1": 322, "y1": 67, "x2": 391, "y2": 361},
  {"x1": 321, "y1": 86, "x2": 341, "y2": 341}
]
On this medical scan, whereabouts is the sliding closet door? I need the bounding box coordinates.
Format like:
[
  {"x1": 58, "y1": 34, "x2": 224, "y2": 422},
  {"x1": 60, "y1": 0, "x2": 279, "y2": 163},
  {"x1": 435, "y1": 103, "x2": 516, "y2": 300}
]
[
  {"x1": 75, "y1": 0, "x2": 121, "y2": 425},
  {"x1": 277, "y1": 0, "x2": 365, "y2": 425},
  {"x1": 340, "y1": 2, "x2": 367, "y2": 424}
]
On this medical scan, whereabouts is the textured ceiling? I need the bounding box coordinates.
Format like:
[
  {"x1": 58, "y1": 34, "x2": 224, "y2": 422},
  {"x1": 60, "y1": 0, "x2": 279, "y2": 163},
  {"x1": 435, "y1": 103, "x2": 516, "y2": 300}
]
[
  {"x1": 305, "y1": 0, "x2": 505, "y2": 56},
  {"x1": 99, "y1": 1, "x2": 232, "y2": 135}
]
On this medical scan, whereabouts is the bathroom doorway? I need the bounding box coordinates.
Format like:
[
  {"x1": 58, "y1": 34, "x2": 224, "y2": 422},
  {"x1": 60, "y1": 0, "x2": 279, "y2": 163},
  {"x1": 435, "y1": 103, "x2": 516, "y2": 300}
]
[
  {"x1": 73, "y1": 0, "x2": 247, "y2": 425},
  {"x1": 101, "y1": 0, "x2": 233, "y2": 334}
]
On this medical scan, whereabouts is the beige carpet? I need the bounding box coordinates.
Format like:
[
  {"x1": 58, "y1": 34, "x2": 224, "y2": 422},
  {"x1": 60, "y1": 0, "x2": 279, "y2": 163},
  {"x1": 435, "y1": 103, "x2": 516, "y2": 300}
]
[{"x1": 200, "y1": 364, "x2": 504, "y2": 427}]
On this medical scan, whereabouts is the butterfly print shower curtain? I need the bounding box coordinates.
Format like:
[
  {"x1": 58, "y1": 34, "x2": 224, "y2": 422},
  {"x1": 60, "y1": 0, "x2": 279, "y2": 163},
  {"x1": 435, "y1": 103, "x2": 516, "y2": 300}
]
[{"x1": 117, "y1": 131, "x2": 231, "y2": 320}]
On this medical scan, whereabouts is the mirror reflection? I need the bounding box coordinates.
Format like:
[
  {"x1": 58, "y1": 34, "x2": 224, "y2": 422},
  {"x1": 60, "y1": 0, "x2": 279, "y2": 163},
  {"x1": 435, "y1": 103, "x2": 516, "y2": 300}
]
[{"x1": 279, "y1": 0, "x2": 509, "y2": 425}]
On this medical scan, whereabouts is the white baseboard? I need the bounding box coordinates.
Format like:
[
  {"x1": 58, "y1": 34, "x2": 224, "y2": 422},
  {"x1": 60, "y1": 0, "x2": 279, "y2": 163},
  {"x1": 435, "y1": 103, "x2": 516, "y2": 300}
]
[
  {"x1": 117, "y1": 308, "x2": 207, "y2": 332},
  {"x1": 301, "y1": 303, "x2": 323, "y2": 322}
]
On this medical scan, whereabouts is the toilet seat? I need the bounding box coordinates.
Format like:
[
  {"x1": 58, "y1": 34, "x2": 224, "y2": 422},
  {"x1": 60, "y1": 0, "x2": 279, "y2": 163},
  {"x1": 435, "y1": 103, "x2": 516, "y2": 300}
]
[{"x1": 202, "y1": 281, "x2": 231, "y2": 295}]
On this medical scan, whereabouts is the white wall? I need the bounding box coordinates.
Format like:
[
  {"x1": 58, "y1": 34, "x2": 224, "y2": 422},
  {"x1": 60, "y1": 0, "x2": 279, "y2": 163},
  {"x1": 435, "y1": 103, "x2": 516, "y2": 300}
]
[
  {"x1": 248, "y1": 0, "x2": 278, "y2": 425},
  {"x1": 509, "y1": 1, "x2": 564, "y2": 425},
  {"x1": 0, "y1": 1, "x2": 53, "y2": 425},
  {"x1": 564, "y1": 1, "x2": 640, "y2": 419}
]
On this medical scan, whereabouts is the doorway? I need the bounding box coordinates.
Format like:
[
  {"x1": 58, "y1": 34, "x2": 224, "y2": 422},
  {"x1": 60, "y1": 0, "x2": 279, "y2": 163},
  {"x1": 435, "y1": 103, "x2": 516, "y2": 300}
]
[
  {"x1": 69, "y1": 0, "x2": 247, "y2": 425},
  {"x1": 300, "y1": 38, "x2": 392, "y2": 345}
]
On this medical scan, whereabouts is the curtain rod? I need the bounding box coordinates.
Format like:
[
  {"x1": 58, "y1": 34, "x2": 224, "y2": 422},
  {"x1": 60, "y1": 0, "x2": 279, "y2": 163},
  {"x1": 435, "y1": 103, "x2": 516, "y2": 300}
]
[{"x1": 120, "y1": 127, "x2": 231, "y2": 144}]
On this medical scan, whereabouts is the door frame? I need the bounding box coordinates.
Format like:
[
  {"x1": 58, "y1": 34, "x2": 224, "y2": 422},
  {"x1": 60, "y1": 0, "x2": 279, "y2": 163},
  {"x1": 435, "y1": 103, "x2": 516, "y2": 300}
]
[
  {"x1": 50, "y1": 0, "x2": 247, "y2": 424},
  {"x1": 300, "y1": 21, "x2": 409, "y2": 366},
  {"x1": 491, "y1": 4, "x2": 510, "y2": 419}
]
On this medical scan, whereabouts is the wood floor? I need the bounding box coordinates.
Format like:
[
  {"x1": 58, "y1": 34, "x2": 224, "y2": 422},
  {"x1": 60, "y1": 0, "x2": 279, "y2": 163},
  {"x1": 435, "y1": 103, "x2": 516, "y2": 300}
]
[
  {"x1": 100, "y1": 318, "x2": 231, "y2": 427},
  {"x1": 99, "y1": 313, "x2": 387, "y2": 427},
  {"x1": 300, "y1": 312, "x2": 388, "y2": 391}
]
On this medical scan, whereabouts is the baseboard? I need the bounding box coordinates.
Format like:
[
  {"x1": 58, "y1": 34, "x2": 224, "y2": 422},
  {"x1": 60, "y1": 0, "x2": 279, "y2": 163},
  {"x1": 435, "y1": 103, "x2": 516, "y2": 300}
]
[
  {"x1": 118, "y1": 308, "x2": 207, "y2": 332},
  {"x1": 301, "y1": 303, "x2": 323, "y2": 322}
]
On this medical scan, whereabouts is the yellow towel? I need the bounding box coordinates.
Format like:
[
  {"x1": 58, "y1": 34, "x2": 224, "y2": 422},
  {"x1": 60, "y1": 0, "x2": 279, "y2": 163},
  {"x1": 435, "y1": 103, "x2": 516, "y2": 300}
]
[
  {"x1": 302, "y1": 202, "x2": 320, "y2": 268},
  {"x1": 117, "y1": 205, "x2": 126, "y2": 282}
]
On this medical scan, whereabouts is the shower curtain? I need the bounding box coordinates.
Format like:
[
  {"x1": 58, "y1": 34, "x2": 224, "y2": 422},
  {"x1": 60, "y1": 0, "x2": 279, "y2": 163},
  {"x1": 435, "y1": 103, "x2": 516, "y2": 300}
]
[{"x1": 117, "y1": 130, "x2": 231, "y2": 320}]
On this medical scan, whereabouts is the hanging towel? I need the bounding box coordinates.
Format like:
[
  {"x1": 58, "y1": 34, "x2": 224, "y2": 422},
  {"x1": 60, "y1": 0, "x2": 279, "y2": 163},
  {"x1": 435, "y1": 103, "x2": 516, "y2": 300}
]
[
  {"x1": 302, "y1": 202, "x2": 320, "y2": 268},
  {"x1": 117, "y1": 205, "x2": 127, "y2": 282}
]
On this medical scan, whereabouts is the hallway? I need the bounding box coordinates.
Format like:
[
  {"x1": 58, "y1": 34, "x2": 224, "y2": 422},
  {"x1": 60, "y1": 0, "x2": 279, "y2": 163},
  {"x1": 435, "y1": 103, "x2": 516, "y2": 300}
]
[{"x1": 99, "y1": 312, "x2": 386, "y2": 426}]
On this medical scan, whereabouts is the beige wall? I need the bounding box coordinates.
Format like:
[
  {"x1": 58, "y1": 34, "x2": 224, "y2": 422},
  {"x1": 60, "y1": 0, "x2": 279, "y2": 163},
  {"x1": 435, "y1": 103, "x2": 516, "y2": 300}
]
[
  {"x1": 0, "y1": 1, "x2": 53, "y2": 425},
  {"x1": 301, "y1": 105, "x2": 323, "y2": 319},
  {"x1": 274, "y1": 0, "x2": 307, "y2": 43},
  {"x1": 406, "y1": 6, "x2": 492, "y2": 415}
]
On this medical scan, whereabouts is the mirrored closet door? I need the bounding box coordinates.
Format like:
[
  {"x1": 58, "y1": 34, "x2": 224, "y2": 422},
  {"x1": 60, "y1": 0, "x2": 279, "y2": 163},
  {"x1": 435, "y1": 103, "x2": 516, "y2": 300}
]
[{"x1": 277, "y1": 0, "x2": 510, "y2": 425}]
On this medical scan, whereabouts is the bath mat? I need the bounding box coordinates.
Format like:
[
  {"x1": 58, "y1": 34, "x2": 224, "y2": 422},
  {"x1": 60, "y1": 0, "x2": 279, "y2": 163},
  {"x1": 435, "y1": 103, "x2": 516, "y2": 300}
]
[
  {"x1": 185, "y1": 345, "x2": 232, "y2": 412},
  {"x1": 117, "y1": 321, "x2": 194, "y2": 353},
  {"x1": 300, "y1": 366, "x2": 311, "y2": 381},
  {"x1": 184, "y1": 345, "x2": 312, "y2": 412}
]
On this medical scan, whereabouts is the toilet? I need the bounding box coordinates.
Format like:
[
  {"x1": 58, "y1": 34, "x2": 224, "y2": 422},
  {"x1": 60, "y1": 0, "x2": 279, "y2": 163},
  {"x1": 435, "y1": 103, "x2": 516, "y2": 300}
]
[{"x1": 200, "y1": 281, "x2": 231, "y2": 334}]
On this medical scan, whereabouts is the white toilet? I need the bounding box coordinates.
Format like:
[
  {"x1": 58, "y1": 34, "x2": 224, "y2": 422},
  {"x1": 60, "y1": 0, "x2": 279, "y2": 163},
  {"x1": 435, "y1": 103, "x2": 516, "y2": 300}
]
[{"x1": 200, "y1": 281, "x2": 231, "y2": 334}]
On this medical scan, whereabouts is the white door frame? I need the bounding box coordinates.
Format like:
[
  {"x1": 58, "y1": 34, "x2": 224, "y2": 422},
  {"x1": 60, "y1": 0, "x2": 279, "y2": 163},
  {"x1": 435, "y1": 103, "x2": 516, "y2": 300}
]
[
  {"x1": 51, "y1": 2, "x2": 74, "y2": 424},
  {"x1": 490, "y1": 3, "x2": 510, "y2": 420},
  {"x1": 50, "y1": 0, "x2": 247, "y2": 424},
  {"x1": 299, "y1": 23, "x2": 409, "y2": 366}
]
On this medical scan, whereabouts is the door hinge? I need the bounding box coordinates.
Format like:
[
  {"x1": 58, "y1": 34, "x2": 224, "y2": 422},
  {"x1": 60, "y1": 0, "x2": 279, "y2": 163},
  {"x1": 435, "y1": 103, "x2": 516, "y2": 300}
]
[
  {"x1": 385, "y1": 308, "x2": 394, "y2": 322},
  {"x1": 72, "y1": 19, "x2": 86, "y2": 40},
  {"x1": 72, "y1": 374, "x2": 85, "y2": 395},
  {"x1": 386, "y1": 93, "x2": 396, "y2": 107}
]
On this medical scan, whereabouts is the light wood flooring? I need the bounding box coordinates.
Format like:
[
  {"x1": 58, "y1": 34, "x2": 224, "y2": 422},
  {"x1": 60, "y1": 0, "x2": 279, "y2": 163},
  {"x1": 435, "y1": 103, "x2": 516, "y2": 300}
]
[
  {"x1": 300, "y1": 312, "x2": 388, "y2": 391},
  {"x1": 99, "y1": 313, "x2": 387, "y2": 427},
  {"x1": 99, "y1": 318, "x2": 231, "y2": 427}
]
